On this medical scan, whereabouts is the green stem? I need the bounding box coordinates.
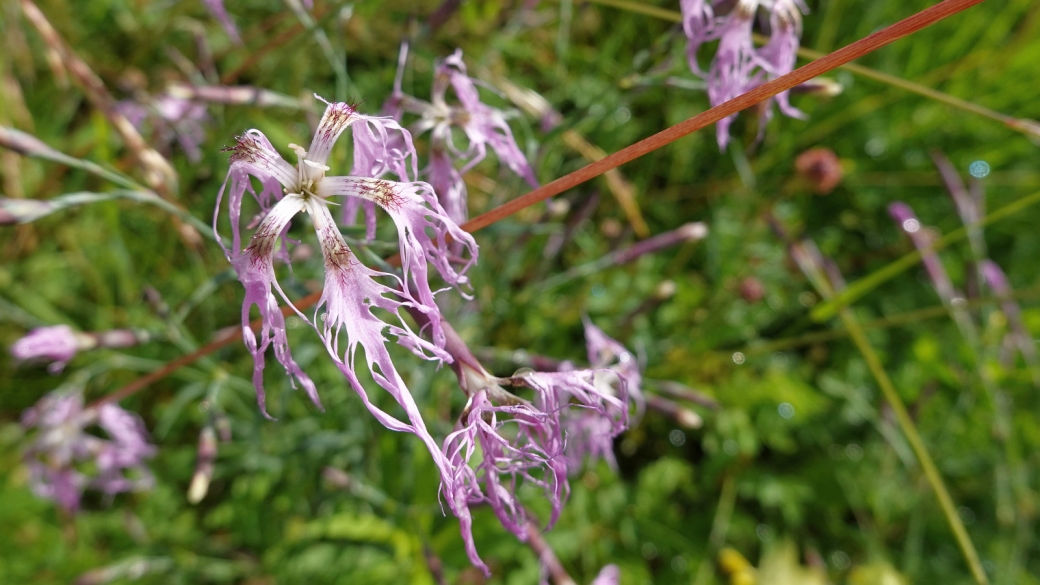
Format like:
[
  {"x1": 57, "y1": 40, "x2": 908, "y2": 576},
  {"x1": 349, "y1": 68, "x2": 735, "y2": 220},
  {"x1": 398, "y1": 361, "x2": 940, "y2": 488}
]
[{"x1": 837, "y1": 306, "x2": 989, "y2": 584}]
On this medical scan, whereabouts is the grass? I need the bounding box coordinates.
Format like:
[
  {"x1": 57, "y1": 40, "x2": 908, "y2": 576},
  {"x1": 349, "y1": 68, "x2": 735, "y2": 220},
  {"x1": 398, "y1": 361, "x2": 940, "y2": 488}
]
[{"x1": 2, "y1": 0, "x2": 1039, "y2": 583}]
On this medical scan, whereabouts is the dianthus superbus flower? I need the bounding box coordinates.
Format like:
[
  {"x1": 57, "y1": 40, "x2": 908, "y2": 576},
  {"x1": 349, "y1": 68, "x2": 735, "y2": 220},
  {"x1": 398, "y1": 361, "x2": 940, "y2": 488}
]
[
  {"x1": 215, "y1": 97, "x2": 481, "y2": 570},
  {"x1": 681, "y1": 0, "x2": 808, "y2": 149},
  {"x1": 433, "y1": 317, "x2": 633, "y2": 574},
  {"x1": 214, "y1": 96, "x2": 477, "y2": 419},
  {"x1": 386, "y1": 47, "x2": 539, "y2": 224}
]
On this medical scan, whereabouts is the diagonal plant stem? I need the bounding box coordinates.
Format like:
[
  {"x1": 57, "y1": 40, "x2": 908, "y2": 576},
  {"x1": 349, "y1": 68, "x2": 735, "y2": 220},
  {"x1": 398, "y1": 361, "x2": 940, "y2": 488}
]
[
  {"x1": 94, "y1": 0, "x2": 988, "y2": 402},
  {"x1": 582, "y1": 0, "x2": 1038, "y2": 139},
  {"x1": 837, "y1": 305, "x2": 989, "y2": 585},
  {"x1": 792, "y1": 245, "x2": 990, "y2": 584},
  {"x1": 462, "y1": 0, "x2": 987, "y2": 233}
]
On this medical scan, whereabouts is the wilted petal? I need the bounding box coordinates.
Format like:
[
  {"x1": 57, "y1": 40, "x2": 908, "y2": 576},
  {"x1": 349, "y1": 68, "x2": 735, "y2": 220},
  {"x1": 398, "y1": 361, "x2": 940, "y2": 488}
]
[{"x1": 443, "y1": 390, "x2": 566, "y2": 574}]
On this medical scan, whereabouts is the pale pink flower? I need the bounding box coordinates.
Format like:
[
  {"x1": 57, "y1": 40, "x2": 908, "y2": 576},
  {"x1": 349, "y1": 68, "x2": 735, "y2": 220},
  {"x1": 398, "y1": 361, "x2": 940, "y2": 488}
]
[
  {"x1": 386, "y1": 46, "x2": 539, "y2": 223},
  {"x1": 215, "y1": 98, "x2": 480, "y2": 573},
  {"x1": 22, "y1": 393, "x2": 155, "y2": 512},
  {"x1": 442, "y1": 363, "x2": 629, "y2": 574},
  {"x1": 215, "y1": 97, "x2": 477, "y2": 418},
  {"x1": 11, "y1": 325, "x2": 89, "y2": 373},
  {"x1": 681, "y1": 0, "x2": 808, "y2": 149}
]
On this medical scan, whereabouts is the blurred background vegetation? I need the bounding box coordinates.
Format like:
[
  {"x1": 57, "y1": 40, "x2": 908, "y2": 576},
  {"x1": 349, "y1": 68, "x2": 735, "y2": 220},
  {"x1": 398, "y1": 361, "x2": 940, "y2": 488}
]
[{"x1": 2, "y1": 0, "x2": 1039, "y2": 583}]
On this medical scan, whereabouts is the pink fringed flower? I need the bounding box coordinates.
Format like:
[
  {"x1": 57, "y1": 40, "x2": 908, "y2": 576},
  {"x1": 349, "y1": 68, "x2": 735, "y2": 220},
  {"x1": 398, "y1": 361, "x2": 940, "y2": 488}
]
[
  {"x1": 217, "y1": 98, "x2": 481, "y2": 574},
  {"x1": 117, "y1": 94, "x2": 209, "y2": 162},
  {"x1": 214, "y1": 96, "x2": 477, "y2": 418},
  {"x1": 560, "y1": 319, "x2": 644, "y2": 472},
  {"x1": 385, "y1": 46, "x2": 539, "y2": 223},
  {"x1": 681, "y1": 0, "x2": 808, "y2": 149},
  {"x1": 441, "y1": 355, "x2": 630, "y2": 574},
  {"x1": 21, "y1": 392, "x2": 155, "y2": 512}
]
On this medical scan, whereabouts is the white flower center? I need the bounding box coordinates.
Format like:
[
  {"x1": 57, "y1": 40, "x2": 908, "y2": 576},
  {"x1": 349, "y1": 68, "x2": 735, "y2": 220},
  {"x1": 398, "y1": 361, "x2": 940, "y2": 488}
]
[{"x1": 288, "y1": 143, "x2": 329, "y2": 199}]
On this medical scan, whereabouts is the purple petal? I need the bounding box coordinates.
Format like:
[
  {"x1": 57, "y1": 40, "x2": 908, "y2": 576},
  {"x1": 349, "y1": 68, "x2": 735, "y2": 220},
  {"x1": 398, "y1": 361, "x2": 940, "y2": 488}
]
[
  {"x1": 889, "y1": 202, "x2": 959, "y2": 305},
  {"x1": 349, "y1": 114, "x2": 418, "y2": 182},
  {"x1": 22, "y1": 393, "x2": 155, "y2": 512},
  {"x1": 426, "y1": 144, "x2": 469, "y2": 225},
  {"x1": 759, "y1": 2, "x2": 806, "y2": 120},
  {"x1": 680, "y1": 0, "x2": 716, "y2": 74},
  {"x1": 232, "y1": 195, "x2": 321, "y2": 418},
  {"x1": 440, "y1": 51, "x2": 539, "y2": 187},
  {"x1": 214, "y1": 130, "x2": 296, "y2": 257},
  {"x1": 442, "y1": 390, "x2": 564, "y2": 573},
  {"x1": 11, "y1": 325, "x2": 84, "y2": 372},
  {"x1": 307, "y1": 98, "x2": 362, "y2": 166},
  {"x1": 707, "y1": 7, "x2": 758, "y2": 150},
  {"x1": 316, "y1": 176, "x2": 479, "y2": 348}
]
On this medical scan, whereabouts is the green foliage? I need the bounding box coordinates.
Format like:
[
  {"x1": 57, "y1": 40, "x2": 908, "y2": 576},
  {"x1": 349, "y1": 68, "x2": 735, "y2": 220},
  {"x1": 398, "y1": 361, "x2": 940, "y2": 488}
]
[{"x1": 2, "y1": 0, "x2": 1040, "y2": 583}]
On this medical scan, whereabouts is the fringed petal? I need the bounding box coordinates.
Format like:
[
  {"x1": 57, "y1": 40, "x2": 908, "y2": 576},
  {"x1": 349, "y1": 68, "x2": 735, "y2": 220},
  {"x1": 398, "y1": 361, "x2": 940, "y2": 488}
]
[{"x1": 232, "y1": 195, "x2": 319, "y2": 418}]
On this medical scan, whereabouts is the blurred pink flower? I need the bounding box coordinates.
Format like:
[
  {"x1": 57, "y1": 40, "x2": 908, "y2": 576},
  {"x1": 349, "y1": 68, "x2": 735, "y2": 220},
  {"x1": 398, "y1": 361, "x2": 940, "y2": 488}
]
[
  {"x1": 386, "y1": 46, "x2": 539, "y2": 223},
  {"x1": 681, "y1": 0, "x2": 808, "y2": 149},
  {"x1": 11, "y1": 325, "x2": 88, "y2": 373},
  {"x1": 22, "y1": 393, "x2": 155, "y2": 512},
  {"x1": 216, "y1": 97, "x2": 477, "y2": 416}
]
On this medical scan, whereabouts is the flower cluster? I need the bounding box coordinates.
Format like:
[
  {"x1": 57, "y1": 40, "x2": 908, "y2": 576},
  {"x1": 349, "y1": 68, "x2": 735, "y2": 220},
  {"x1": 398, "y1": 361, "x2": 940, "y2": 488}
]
[
  {"x1": 22, "y1": 392, "x2": 155, "y2": 512},
  {"x1": 216, "y1": 95, "x2": 640, "y2": 575},
  {"x1": 216, "y1": 96, "x2": 500, "y2": 564},
  {"x1": 385, "y1": 47, "x2": 539, "y2": 224},
  {"x1": 681, "y1": 0, "x2": 808, "y2": 149},
  {"x1": 437, "y1": 318, "x2": 638, "y2": 573},
  {"x1": 215, "y1": 97, "x2": 477, "y2": 418}
]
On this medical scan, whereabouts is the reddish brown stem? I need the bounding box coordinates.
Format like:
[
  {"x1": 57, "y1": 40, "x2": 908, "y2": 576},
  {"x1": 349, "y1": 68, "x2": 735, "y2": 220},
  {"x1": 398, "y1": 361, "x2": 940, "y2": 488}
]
[
  {"x1": 462, "y1": 0, "x2": 987, "y2": 234},
  {"x1": 94, "y1": 0, "x2": 987, "y2": 405}
]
